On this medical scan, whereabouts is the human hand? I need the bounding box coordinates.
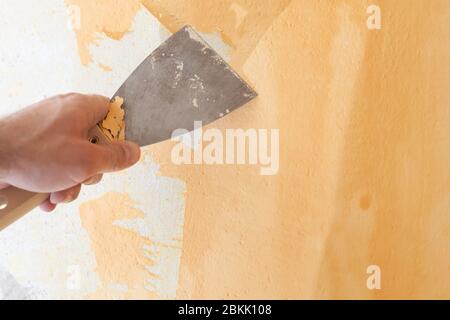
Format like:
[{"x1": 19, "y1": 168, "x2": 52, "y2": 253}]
[{"x1": 0, "y1": 93, "x2": 141, "y2": 212}]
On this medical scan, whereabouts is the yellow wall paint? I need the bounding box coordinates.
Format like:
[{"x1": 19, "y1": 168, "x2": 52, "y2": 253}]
[{"x1": 72, "y1": 0, "x2": 450, "y2": 299}]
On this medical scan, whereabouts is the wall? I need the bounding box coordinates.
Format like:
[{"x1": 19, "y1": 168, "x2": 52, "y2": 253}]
[
  {"x1": 0, "y1": 0, "x2": 449, "y2": 299},
  {"x1": 145, "y1": 0, "x2": 450, "y2": 299}
]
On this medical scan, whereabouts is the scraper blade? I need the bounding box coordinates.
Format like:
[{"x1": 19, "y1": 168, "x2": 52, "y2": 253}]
[{"x1": 115, "y1": 25, "x2": 258, "y2": 147}]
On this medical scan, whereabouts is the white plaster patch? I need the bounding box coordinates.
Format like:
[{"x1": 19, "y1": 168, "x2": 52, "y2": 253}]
[{"x1": 0, "y1": 1, "x2": 79, "y2": 114}]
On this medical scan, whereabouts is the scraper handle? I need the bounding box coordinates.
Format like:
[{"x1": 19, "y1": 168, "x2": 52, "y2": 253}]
[
  {"x1": 0, "y1": 125, "x2": 110, "y2": 231},
  {"x1": 0, "y1": 190, "x2": 49, "y2": 231}
]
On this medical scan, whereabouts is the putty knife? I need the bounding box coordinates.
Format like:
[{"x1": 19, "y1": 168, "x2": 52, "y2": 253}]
[{"x1": 0, "y1": 26, "x2": 257, "y2": 230}]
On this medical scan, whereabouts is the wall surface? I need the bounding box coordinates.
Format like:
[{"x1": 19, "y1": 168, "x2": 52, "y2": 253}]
[{"x1": 0, "y1": 0, "x2": 449, "y2": 299}]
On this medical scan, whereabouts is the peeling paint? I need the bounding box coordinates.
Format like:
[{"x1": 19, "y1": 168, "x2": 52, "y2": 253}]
[
  {"x1": 79, "y1": 192, "x2": 156, "y2": 299},
  {"x1": 100, "y1": 96, "x2": 125, "y2": 141},
  {"x1": 77, "y1": 155, "x2": 186, "y2": 299},
  {"x1": 65, "y1": 0, "x2": 142, "y2": 66}
]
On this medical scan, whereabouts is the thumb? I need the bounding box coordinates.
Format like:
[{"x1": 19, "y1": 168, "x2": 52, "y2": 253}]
[{"x1": 94, "y1": 141, "x2": 141, "y2": 173}]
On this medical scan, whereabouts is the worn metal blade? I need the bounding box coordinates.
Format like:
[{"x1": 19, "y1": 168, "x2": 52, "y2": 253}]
[{"x1": 114, "y1": 25, "x2": 257, "y2": 147}]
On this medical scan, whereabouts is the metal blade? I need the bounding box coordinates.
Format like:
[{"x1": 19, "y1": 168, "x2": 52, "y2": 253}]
[{"x1": 114, "y1": 25, "x2": 257, "y2": 147}]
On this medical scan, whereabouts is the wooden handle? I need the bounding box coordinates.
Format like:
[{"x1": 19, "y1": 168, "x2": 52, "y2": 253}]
[
  {"x1": 0, "y1": 125, "x2": 111, "y2": 231},
  {"x1": 0, "y1": 189, "x2": 49, "y2": 231}
]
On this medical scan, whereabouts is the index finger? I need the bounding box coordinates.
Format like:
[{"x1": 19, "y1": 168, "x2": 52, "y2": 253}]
[{"x1": 80, "y1": 94, "x2": 111, "y2": 129}]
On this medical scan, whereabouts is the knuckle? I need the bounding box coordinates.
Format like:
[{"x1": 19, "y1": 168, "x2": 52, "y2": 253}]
[
  {"x1": 53, "y1": 93, "x2": 81, "y2": 114},
  {"x1": 63, "y1": 92, "x2": 81, "y2": 99},
  {"x1": 56, "y1": 92, "x2": 79, "y2": 103}
]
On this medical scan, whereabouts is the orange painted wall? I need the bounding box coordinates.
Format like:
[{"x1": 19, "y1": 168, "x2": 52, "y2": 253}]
[
  {"x1": 147, "y1": 0, "x2": 450, "y2": 299},
  {"x1": 72, "y1": 0, "x2": 450, "y2": 299}
]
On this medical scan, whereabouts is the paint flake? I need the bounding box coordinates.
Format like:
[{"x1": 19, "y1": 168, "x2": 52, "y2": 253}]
[{"x1": 100, "y1": 96, "x2": 125, "y2": 141}]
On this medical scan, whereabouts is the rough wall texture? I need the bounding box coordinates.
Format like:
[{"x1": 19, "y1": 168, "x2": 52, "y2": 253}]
[
  {"x1": 0, "y1": 0, "x2": 449, "y2": 299},
  {"x1": 143, "y1": 0, "x2": 450, "y2": 299}
]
